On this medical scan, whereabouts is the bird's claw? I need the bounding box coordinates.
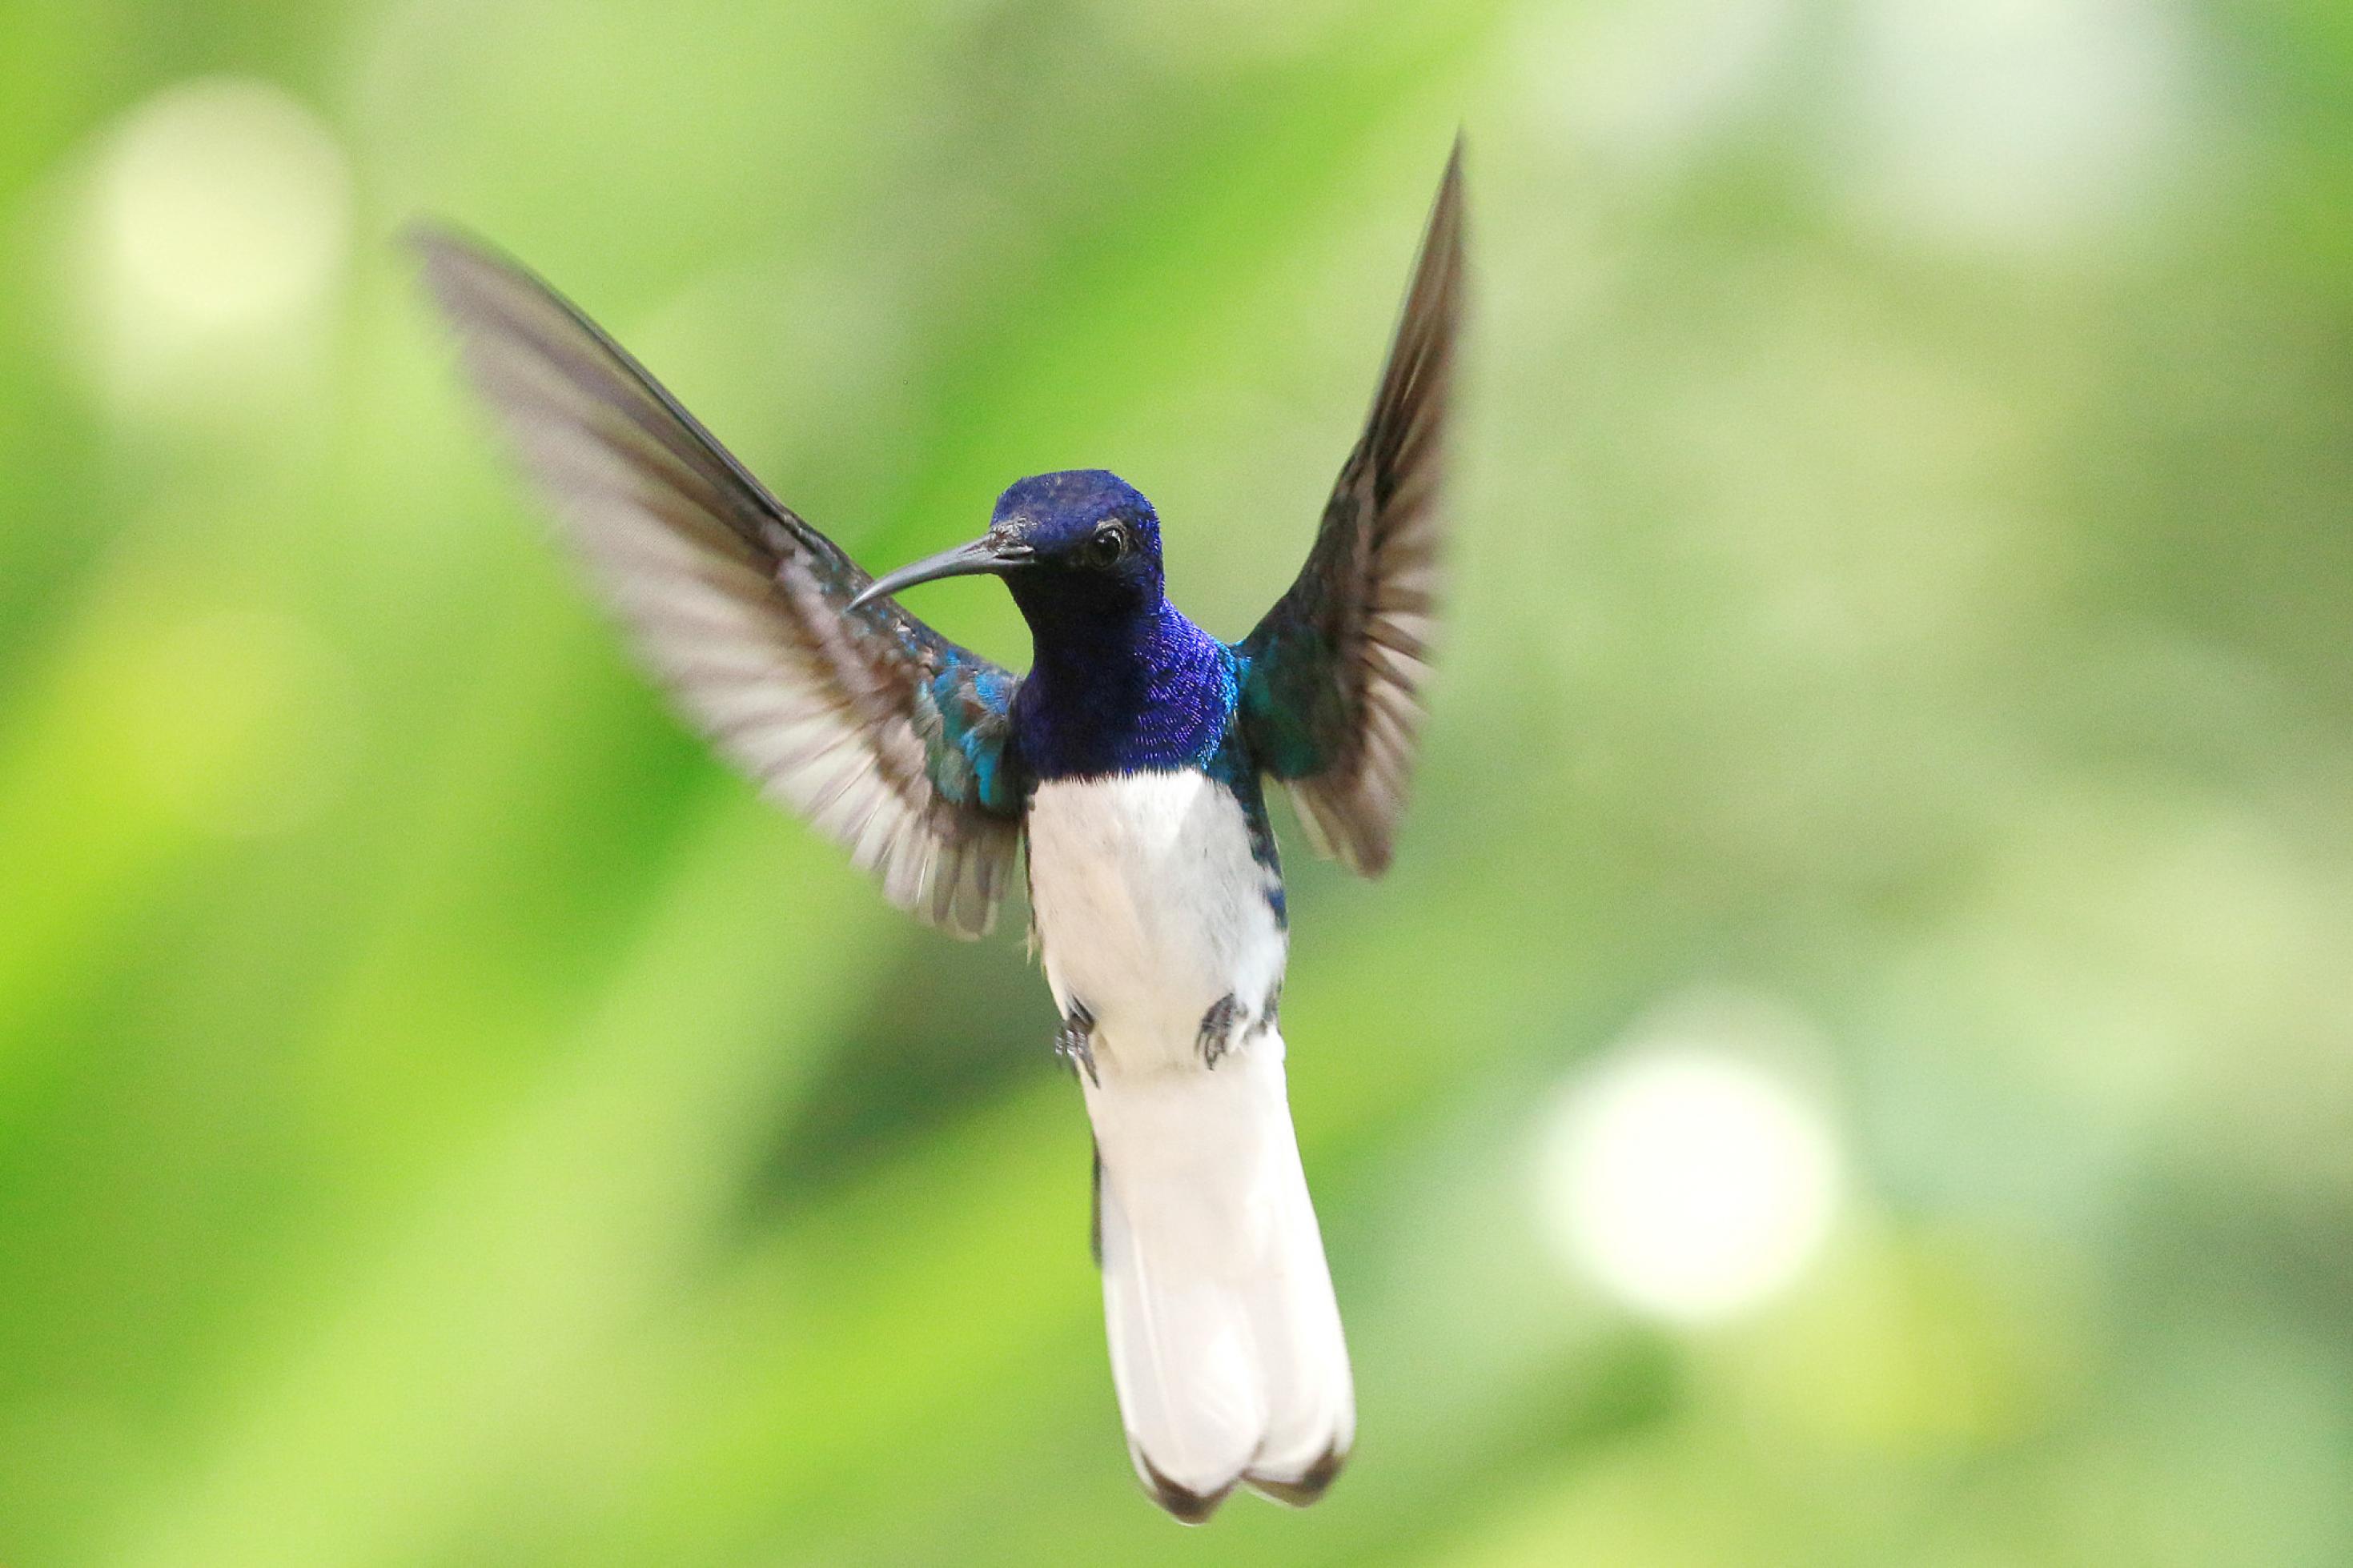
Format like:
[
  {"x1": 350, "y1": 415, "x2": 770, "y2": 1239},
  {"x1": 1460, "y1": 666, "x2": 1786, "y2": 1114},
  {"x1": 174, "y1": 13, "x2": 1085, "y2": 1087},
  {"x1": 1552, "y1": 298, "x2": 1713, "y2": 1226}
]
[
  {"x1": 1056, "y1": 1001, "x2": 1099, "y2": 1087},
  {"x1": 1198, "y1": 993, "x2": 1243, "y2": 1069}
]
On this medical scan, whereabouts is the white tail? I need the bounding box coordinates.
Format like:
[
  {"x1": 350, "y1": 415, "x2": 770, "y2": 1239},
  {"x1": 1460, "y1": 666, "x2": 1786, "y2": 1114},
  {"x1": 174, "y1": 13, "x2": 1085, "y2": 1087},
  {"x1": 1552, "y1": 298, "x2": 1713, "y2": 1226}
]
[{"x1": 1082, "y1": 1034, "x2": 1354, "y2": 1522}]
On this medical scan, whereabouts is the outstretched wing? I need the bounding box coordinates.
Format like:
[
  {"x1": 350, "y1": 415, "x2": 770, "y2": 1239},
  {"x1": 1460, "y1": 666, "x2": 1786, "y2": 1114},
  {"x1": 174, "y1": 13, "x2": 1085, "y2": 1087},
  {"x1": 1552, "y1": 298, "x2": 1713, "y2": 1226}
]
[
  {"x1": 1236, "y1": 141, "x2": 1464, "y2": 875},
  {"x1": 414, "y1": 229, "x2": 1024, "y2": 937}
]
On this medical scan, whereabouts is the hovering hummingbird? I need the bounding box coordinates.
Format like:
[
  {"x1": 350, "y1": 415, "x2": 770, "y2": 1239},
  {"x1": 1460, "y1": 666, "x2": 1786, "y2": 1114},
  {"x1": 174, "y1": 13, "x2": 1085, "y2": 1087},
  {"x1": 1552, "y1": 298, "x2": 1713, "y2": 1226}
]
[{"x1": 413, "y1": 141, "x2": 1462, "y2": 1522}]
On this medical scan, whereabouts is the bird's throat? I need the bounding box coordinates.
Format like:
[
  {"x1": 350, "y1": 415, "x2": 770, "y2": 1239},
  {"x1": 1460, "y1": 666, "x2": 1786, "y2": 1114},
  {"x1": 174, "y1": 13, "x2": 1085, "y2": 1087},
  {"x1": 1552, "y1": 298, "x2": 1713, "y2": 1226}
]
[{"x1": 1014, "y1": 600, "x2": 1235, "y2": 780}]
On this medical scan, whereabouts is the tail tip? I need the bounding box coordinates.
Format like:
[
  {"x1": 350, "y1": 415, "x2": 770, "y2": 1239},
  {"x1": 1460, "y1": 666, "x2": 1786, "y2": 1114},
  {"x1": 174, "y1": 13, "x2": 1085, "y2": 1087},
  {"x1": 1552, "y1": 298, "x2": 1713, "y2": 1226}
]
[
  {"x1": 1134, "y1": 1441, "x2": 1349, "y2": 1522},
  {"x1": 1247, "y1": 1441, "x2": 1350, "y2": 1508},
  {"x1": 1138, "y1": 1451, "x2": 1236, "y2": 1525}
]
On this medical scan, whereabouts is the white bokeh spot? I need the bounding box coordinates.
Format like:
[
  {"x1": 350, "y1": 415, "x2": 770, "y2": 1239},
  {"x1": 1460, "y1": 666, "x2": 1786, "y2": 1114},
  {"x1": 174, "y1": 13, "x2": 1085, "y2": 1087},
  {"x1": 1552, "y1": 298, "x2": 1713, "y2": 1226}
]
[
  {"x1": 1537, "y1": 1001, "x2": 1842, "y2": 1325},
  {"x1": 76, "y1": 76, "x2": 351, "y2": 407},
  {"x1": 1841, "y1": 0, "x2": 2186, "y2": 251}
]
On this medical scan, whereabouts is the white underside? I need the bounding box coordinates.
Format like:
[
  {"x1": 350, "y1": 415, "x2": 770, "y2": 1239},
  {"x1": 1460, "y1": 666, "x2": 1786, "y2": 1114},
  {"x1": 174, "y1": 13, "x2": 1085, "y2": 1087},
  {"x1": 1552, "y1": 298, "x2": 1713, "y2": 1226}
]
[
  {"x1": 1027, "y1": 772, "x2": 1353, "y2": 1508},
  {"x1": 1027, "y1": 771, "x2": 1286, "y2": 1072}
]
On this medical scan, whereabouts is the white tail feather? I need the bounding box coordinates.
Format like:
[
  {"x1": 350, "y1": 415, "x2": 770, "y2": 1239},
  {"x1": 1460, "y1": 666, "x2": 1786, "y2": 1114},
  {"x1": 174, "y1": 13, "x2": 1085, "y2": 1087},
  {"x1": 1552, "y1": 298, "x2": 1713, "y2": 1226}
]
[{"x1": 1083, "y1": 1035, "x2": 1353, "y2": 1521}]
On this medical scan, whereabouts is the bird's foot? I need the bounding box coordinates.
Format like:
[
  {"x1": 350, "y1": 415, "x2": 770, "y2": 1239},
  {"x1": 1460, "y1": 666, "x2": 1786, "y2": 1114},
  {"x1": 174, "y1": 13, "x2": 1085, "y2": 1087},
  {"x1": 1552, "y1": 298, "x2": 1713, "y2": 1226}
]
[
  {"x1": 1198, "y1": 993, "x2": 1243, "y2": 1069},
  {"x1": 1055, "y1": 1001, "x2": 1099, "y2": 1088}
]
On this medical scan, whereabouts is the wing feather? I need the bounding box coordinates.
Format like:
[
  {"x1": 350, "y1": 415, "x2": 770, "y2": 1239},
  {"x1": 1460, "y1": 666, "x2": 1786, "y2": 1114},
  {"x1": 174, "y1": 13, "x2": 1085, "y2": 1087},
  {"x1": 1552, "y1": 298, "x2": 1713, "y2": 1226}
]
[
  {"x1": 1237, "y1": 141, "x2": 1465, "y2": 874},
  {"x1": 413, "y1": 229, "x2": 1023, "y2": 937}
]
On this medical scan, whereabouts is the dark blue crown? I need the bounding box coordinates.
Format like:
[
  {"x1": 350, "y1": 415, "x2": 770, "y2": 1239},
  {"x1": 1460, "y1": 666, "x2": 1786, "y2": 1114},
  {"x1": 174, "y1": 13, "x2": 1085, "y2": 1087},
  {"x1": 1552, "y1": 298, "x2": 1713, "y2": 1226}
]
[{"x1": 993, "y1": 470, "x2": 1159, "y2": 558}]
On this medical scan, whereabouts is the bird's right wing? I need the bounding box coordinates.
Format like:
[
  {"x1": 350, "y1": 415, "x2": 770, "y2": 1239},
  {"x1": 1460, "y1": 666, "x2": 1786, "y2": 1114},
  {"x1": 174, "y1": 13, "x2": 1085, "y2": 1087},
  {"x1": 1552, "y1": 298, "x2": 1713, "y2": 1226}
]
[
  {"x1": 1235, "y1": 141, "x2": 1464, "y2": 875},
  {"x1": 414, "y1": 229, "x2": 1025, "y2": 937}
]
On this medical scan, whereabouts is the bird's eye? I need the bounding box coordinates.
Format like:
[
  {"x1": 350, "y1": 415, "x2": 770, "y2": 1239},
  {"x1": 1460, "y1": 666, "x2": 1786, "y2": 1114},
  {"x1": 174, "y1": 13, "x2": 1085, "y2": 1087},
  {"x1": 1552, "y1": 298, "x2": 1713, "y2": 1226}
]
[{"x1": 1087, "y1": 523, "x2": 1128, "y2": 569}]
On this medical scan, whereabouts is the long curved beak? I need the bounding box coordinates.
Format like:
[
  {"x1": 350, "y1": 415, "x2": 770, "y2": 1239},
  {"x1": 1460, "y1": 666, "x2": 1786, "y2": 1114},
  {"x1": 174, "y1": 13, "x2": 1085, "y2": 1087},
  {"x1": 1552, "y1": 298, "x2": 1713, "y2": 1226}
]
[{"x1": 848, "y1": 535, "x2": 1034, "y2": 612}]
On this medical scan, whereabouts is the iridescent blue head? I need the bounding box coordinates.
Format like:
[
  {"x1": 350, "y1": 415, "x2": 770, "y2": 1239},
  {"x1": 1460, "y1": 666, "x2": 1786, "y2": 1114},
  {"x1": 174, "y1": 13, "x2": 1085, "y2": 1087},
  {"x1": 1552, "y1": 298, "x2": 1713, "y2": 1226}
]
[
  {"x1": 853, "y1": 467, "x2": 1231, "y2": 777},
  {"x1": 991, "y1": 469, "x2": 1162, "y2": 619},
  {"x1": 850, "y1": 468, "x2": 1167, "y2": 636}
]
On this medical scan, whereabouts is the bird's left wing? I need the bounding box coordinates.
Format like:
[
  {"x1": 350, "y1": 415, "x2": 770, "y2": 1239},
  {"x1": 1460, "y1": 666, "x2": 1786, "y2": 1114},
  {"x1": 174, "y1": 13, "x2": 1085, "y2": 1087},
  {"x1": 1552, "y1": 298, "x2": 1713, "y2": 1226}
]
[
  {"x1": 414, "y1": 230, "x2": 1024, "y2": 937},
  {"x1": 1235, "y1": 141, "x2": 1464, "y2": 875}
]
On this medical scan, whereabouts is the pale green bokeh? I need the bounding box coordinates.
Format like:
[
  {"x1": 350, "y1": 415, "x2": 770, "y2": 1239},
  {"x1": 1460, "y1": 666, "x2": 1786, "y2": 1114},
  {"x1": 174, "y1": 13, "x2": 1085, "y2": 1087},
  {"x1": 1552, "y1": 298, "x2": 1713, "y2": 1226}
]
[{"x1": 3, "y1": 2, "x2": 2350, "y2": 1563}]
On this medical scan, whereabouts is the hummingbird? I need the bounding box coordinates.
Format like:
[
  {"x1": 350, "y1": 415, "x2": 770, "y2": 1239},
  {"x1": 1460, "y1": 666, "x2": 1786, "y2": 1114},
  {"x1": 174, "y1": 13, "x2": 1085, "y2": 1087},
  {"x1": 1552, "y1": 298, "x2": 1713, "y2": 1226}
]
[{"x1": 412, "y1": 141, "x2": 1462, "y2": 1522}]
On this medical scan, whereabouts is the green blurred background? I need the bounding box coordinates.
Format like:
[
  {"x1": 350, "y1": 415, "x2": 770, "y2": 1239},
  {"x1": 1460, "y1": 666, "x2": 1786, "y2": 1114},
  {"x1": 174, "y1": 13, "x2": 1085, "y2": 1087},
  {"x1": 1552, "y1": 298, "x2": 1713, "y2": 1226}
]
[{"x1": 5, "y1": 1, "x2": 2352, "y2": 1562}]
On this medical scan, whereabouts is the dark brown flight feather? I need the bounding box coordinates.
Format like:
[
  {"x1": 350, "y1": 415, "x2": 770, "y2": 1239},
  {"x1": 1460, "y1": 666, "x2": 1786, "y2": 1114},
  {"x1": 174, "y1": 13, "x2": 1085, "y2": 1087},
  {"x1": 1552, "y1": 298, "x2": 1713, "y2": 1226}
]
[{"x1": 1239, "y1": 137, "x2": 1465, "y2": 876}]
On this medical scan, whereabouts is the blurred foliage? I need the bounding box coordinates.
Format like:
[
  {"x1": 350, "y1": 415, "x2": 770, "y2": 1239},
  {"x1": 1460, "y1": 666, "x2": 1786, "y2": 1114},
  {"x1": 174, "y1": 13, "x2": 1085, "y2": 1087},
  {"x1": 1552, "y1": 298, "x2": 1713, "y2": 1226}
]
[{"x1": 3, "y1": 1, "x2": 2353, "y2": 1564}]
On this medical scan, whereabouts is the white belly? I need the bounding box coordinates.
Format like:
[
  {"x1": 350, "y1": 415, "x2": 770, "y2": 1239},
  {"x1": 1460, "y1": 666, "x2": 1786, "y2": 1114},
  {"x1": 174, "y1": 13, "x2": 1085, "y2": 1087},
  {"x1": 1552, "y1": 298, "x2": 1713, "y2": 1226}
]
[{"x1": 1027, "y1": 772, "x2": 1287, "y2": 1074}]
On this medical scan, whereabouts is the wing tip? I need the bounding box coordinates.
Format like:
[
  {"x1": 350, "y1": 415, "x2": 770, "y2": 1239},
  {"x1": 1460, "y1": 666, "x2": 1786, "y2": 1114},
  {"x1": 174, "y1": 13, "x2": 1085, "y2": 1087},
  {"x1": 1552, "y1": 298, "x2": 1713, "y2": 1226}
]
[
  {"x1": 1430, "y1": 130, "x2": 1468, "y2": 262},
  {"x1": 400, "y1": 217, "x2": 508, "y2": 307},
  {"x1": 396, "y1": 215, "x2": 462, "y2": 263}
]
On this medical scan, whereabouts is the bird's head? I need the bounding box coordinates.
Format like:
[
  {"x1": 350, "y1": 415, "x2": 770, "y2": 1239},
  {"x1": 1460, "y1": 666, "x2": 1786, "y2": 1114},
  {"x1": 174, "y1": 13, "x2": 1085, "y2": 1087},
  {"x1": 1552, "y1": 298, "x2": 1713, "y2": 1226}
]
[{"x1": 849, "y1": 469, "x2": 1164, "y2": 628}]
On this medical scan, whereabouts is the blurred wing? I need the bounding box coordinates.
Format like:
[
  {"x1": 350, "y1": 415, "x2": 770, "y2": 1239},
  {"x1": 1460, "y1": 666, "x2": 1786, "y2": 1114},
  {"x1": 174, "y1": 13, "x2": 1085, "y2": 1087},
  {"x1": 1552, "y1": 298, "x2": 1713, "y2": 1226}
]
[
  {"x1": 1236, "y1": 141, "x2": 1464, "y2": 875},
  {"x1": 413, "y1": 228, "x2": 1024, "y2": 937}
]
